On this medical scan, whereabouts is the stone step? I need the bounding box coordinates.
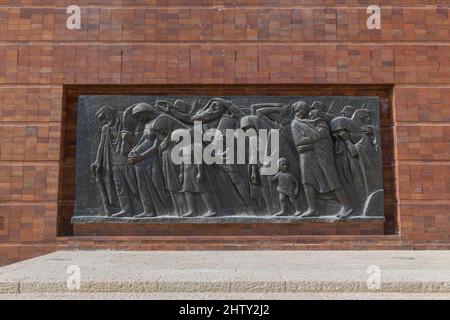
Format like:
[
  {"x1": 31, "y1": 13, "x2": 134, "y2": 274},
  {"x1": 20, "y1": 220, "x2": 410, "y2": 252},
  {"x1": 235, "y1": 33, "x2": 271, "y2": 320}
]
[{"x1": 0, "y1": 250, "x2": 449, "y2": 295}]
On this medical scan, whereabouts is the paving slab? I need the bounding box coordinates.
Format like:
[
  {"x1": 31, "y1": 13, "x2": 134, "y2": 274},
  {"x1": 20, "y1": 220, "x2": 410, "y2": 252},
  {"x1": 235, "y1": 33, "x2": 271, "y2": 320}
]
[{"x1": 0, "y1": 250, "x2": 449, "y2": 297}]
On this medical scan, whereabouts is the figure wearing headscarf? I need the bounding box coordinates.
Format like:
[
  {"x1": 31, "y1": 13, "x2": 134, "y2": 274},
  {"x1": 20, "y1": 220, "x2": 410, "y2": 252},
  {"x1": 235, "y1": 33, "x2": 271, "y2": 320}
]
[
  {"x1": 91, "y1": 105, "x2": 138, "y2": 217},
  {"x1": 332, "y1": 105, "x2": 360, "y2": 190},
  {"x1": 330, "y1": 116, "x2": 382, "y2": 199},
  {"x1": 352, "y1": 109, "x2": 379, "y2": 151},
  {"x1": 330, "y1": 116, "x2": 365, "y2": 200},
  {"x1": 150, "y1": 112, "x2": 191, "y2": 216},
  {"x1": 128, "y1": 103, "x2": 173, "y2": 217}
]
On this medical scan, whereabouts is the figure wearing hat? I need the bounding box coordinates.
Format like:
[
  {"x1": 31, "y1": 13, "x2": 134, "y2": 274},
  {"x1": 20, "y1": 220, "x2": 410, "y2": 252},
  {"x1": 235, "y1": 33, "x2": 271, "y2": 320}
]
[{"x1": 91, "y1": 105, "x2": 137, "y2": 217}]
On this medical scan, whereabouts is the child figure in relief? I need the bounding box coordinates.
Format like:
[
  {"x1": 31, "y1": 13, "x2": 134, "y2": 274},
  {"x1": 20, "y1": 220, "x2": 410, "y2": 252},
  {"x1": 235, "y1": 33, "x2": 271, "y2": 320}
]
[{"x1": 270, "y1": 158, "x2": 302, "y2": 216}]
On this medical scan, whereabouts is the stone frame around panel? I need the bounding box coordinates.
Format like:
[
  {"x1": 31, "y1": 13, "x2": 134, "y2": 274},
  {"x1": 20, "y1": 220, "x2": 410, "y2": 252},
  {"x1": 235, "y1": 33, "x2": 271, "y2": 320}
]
[{"x1": 58, "y1": 84, "x2": 396, "y2": 237}]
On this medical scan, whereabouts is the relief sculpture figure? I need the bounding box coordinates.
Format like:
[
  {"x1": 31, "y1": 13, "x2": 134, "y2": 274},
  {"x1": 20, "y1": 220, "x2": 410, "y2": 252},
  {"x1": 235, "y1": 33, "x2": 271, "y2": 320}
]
[
  {"x1": 270, "y1": 158, "x2": 302, "y2": 216},
  {"x1": 127, "y1": 103, "x2": 173, "y2": 217},
  {"x1": 179, "y1": 144, "x2": 216, "y2": 218},
  {"x1": 246, "y1": 102, "x2": 300, "y2": 214},
  {"x1": 290, "y1": 102, "x2": 353, "y2": 218},
  {"x1": 330, "y1": 112, "x2": 384, "y2": 216},
  {"x1": 76, "y1": 95, "x2": 384, "y2": 221},
  {"x1": 149, "y1": 111, "x2": 191, "y2": 216},
  {"x1": 192, "y1": 98, "x2": 257, "y2": 211},
  {"x1": 90, "y1": 105, "x2": 138, "y2": 217}
]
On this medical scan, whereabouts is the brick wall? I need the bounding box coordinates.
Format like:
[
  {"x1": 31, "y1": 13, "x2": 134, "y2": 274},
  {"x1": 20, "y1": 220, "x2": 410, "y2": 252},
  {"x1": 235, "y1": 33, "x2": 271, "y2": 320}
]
[{"x1": 1, "y1": 1, "x2": 450, "y2": 265}]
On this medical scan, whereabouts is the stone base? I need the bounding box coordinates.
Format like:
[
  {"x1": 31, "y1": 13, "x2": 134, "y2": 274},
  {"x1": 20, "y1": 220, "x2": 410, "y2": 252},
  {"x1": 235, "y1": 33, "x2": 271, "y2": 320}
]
[
  {"x1": 72, "y1": 216, "x2": 384, "y2": 236},
  {"x1": 1, "y1": 251, "x2": 450, "y2": 296}
]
